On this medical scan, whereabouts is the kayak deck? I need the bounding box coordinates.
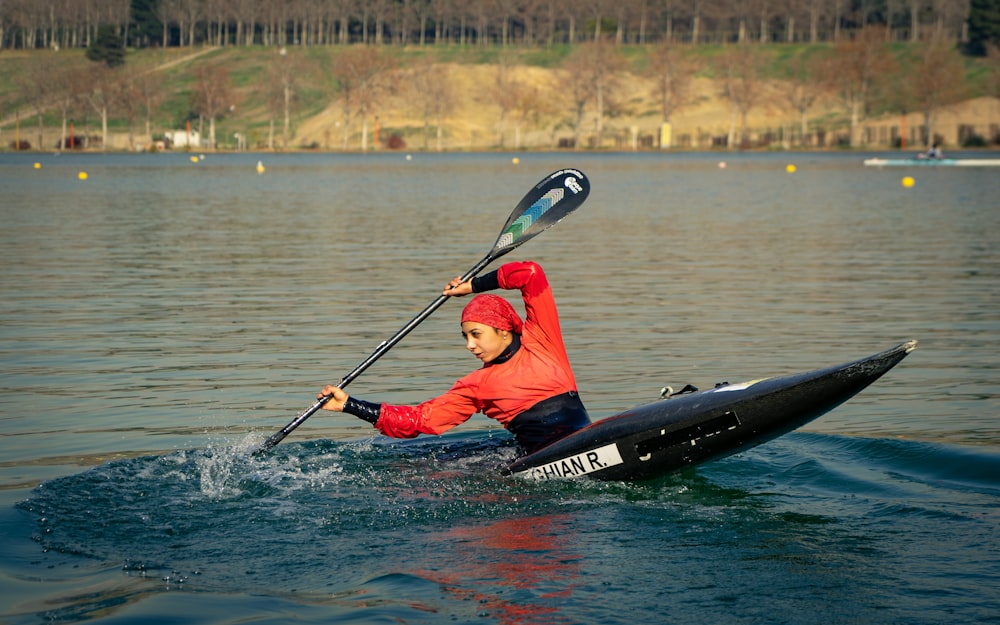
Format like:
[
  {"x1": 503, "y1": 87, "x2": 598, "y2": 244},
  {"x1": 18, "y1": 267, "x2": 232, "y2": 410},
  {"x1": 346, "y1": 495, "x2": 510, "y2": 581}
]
[{"x1": 505, "y1": 340, "x2": 917, "y2": 482}]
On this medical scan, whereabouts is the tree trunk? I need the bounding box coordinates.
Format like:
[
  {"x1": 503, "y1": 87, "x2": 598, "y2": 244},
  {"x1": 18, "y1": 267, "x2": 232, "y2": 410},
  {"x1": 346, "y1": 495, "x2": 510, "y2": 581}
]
[
  {"x1": 594, "y1": 83, "x2": 604, "y2": 146},
  {"x1": 101, "y1": 106, "x2": 108, "y2": 151},
  {"x1": 727, "y1": 107, "x2": 736, "y2": 149},
  {"x1": 850, "y1": 98, "x2": 861, "y2": 147},
  {"x1": 283, "y1": 84, "x2": 291, "y2": 149},
  {"x1": 573, "y1": 102, "x2": 584, "y2": 149}
]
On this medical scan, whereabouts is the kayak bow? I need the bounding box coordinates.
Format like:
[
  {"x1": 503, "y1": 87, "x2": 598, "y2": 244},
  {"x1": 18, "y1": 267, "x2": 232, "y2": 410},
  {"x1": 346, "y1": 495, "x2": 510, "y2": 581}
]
[{"x1": 506, "y1": 340, "x2": 917, "y2": 481}]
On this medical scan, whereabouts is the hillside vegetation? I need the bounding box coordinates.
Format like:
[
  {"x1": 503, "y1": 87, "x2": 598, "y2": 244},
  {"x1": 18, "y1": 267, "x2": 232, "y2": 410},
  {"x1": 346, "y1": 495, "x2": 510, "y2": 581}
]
[{"x1": 2, "y1": 42, "x2": 998, "y2": 152}]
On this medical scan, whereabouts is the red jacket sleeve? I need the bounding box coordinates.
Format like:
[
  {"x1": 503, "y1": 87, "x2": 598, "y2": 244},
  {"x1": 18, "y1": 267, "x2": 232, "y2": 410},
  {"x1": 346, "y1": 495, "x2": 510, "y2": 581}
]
[
  {"x1": 374, "y1": 378, "x2": 481, "y2": 438},
  {"x1": 497, "y1": 261, "x2": 570, "y2": 368}
]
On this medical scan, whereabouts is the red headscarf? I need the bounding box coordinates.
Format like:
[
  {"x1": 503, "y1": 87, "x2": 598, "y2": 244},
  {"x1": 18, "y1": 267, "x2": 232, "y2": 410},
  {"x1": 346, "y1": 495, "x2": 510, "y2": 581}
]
[{"x1": 461, "y1": 294, "x2": 523, "y2": 334}]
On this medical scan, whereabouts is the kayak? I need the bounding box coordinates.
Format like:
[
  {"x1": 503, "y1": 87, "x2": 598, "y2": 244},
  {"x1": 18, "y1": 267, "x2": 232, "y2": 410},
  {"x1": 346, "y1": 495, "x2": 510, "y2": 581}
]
[
  {"x1": 505, "y1": 340, "x2": 917, "y2": 481},
  {"x1": 864, "y1": 158, "x2": 1000, "y2": 167}
]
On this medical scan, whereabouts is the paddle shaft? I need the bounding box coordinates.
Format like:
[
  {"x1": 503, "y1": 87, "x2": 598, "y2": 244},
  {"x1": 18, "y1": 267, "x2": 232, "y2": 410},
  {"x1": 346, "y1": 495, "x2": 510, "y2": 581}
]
[{"x1": 256, "y1": 254, "x2": 494, "y2": 452}]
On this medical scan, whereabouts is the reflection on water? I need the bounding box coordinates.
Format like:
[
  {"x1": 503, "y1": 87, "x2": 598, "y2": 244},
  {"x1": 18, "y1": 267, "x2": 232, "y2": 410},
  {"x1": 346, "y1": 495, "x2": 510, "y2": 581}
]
[{"x1": 416, "y1": 515, "x2": 582, "y2": 624}]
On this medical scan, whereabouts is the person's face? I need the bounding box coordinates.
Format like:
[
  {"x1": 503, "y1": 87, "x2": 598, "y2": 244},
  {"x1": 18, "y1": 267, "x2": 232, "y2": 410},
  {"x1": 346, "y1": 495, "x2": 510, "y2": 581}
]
[{"x1": 461, "y1": 322, "x2": 511, "y2": 363}]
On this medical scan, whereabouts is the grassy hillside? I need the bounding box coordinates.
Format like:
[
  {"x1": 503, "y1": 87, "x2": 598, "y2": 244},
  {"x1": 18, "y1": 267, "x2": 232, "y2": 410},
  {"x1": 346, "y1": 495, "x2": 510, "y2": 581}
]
[{"x1": 1, "y1": 44, "x2": 997, "y2": 152}]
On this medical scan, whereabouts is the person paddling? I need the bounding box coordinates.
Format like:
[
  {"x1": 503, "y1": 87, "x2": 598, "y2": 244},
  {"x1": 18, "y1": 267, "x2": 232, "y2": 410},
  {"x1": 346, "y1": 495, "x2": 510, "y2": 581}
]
[{"x1": 318, "y1": 260, "x2": 590, "y2": 454}]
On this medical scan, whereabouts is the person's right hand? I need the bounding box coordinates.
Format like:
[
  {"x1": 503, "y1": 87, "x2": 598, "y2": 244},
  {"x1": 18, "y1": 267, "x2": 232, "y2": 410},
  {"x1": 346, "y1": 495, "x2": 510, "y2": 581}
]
[{"x1": 317, "y1": 385, "x2": 349, "y2": 412}]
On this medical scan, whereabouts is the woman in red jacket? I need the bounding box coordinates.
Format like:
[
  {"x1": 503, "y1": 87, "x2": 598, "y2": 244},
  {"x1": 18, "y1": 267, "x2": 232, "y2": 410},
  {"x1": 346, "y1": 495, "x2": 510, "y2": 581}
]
[{"x1": 317, "y1": 261, "x2": 590, "y2": 454}]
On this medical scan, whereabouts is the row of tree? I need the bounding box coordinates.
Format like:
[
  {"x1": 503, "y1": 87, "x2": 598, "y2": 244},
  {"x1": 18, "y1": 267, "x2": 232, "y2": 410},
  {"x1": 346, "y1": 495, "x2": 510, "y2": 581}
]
[
  {"x1": 2, "y1": 0, "x2": 994, "y2": 52},
  {"x1": 13, "y1": 26, "x2": 983, "y2": 155}
]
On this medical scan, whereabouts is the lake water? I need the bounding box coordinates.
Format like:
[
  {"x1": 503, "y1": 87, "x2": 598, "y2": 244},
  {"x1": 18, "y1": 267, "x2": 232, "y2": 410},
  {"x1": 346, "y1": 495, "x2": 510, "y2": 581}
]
[{"x1": 1, "y1": 151, "x2": 998, "y2": 624}]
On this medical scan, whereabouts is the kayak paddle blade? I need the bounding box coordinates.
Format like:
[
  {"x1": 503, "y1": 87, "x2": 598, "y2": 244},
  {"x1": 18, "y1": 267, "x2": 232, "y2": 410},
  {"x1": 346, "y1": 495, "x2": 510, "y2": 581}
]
[{"x1": 491, "y1": 169, "x2": 590, "y2": 259}]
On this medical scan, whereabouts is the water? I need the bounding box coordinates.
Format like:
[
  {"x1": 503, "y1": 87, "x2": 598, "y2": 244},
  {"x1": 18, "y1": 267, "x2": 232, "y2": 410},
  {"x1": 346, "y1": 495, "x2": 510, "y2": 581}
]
[{"x1": 1, "y1": 151, "x2": 998, "y2": 624}]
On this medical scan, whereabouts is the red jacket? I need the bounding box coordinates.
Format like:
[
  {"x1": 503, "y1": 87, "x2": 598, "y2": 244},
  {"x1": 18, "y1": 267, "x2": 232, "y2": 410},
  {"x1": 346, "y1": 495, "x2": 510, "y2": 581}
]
[{"x1": 374, "y1": 261, "x2": 577, "y2": 439}]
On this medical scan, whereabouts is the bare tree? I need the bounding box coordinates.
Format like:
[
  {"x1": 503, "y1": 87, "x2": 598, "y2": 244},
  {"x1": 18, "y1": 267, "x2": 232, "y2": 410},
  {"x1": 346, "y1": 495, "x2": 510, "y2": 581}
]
[
  {"x1": 930, "y1": 0, "x2": 970, "y2": 42},
  {"x1": 786, "y1": 54, "x2": 826, "y2": 146},
  {"x1": 135, "y1": 70, "x2": 164, "y2": 149},
  {"x1": 818, "y1": 26, "x2": 896, "y2": 146},
  {"x1": 81, "y1": 64, "x2": 120, "y2": 151},
  {"x1": 230, "y1": 0, "x2": 260, "y2": 45},
  {"x1": 803, "y1": 0, "x2": 826, "y2": 43},
  {"x1": 753, "y1": 0, "x2": 780, "y2": 43},
  {"x1": 830, "y1": 0, "x2": 848, "y2": 41},
  {"x1": 561, "y1": 39, "x2": 626, "y2": 147},
  {"x1": 591, "y1": 39, "x2": 627, "y2": 145},
  {"x1": 908, "y1": 40, "x2": 967, "y2": 147},
  {"x1": 365, "y1": 0, "x2": 395, "y2": 45},
  {"x1": 578, "y1": 0, "x2": 618, "y2": 41},
  {"x1": 410, "y1": 0, "x2": 434, "y2": 45},
  {"x1": 268, "y1": 48, "x2": 305, "y2": 150},
  {"x1": 204, "y1": 0, "x2": 229, "y2": 46},
  {"x1": 332, "y1": 46, "x2": 396, "y2": 150},
  {"x1": 156, "y1": 0, "x2": 177, "y2": 47},
  {"x1": 647, "y1": 39, "x2": 698, "y2": 142},
  {"x1": 561, "y1": 53, "x2": 596, "y2": 147},
  {"x1": 191, "y1": 64, "x2": 235, "y2": 149},
  {"x1": 430, "y1": 0, "x2": 450, "y2": 44},
  {"x1": 16, "y1": 55, "x2": 57, "y2": 149},
  {"x1": 327, "y1": 0, "x2": 353, "y2": 44},
  {"x1": 51, "y1": 61, "x2": 88, "y2": 150},
  {"x1": 688, "y1": 0, "x2": 708, "y2": 44},
  {"x1": 176, "y1": 0, "x2": 204, "y2": 47},
  {"x1": 989, "y1": 46, "x2": 1000, "y2": 100},
  {"x1": 717, "y1": 42, "x2": 764, "y2": 148},
  {"x1": 117, "y1": 67, "x2": 144, "y2": 150},
  {"x1": 408, "y1": 55, "x2": 457, "y2": 150},
  {"x1": 488, "y1": 52, "x2": 520, "y2": 147},
  {"x1": 508, "y1": 84, "x2": 541, "y2": 148},
  {"x1": 907, "y1": 0, "x2": 924, "y2": 41}
]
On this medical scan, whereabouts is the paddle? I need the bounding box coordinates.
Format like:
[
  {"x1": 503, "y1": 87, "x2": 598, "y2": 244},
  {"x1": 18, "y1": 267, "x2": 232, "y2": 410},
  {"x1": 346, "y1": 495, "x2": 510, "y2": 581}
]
[{"x1": 253, "y1": 168, "x2": 590, "y2": 454}]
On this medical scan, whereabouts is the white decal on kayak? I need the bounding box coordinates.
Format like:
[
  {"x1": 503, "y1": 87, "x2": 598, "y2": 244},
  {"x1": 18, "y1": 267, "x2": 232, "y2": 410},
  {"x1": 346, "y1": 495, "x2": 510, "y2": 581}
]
[
  {"x1": 708, "y1": 378, "x2": 767, "y2": 393},
  {"x1": 516, "y1": 443, "x2": 624, "y2": 480}
]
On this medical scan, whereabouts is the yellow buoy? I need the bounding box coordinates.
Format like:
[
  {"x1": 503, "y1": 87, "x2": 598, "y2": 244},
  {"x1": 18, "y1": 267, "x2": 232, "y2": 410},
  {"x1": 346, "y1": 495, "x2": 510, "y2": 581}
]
[
  {"x1": 256, "y1": 160, "x2": 265, "y2": 174},
  {"x1": 786, "y1": 164, "x2": 796, "y2": 173},
  {"x1": 78, "y1": 171, "x2": 88, "y2": 180},
  {"x1": 512, "y1": 157, "x2": 520, "y2": 165},
  {"x1": 190, "y1": 155, "x2": 199, "y2": 163},
  {"x1": 34, "y1": 162, "x2": 41, "y2": 169},
  {"x1": 902, "y1": 176, "x2": 915, "y2": 188}
]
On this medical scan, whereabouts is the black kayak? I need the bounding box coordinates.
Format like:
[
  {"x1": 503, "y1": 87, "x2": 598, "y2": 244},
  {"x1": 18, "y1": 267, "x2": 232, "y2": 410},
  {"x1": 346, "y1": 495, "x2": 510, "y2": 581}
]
[{"x1": 504, "y1": 340, "x2": 917, "y2": 482}]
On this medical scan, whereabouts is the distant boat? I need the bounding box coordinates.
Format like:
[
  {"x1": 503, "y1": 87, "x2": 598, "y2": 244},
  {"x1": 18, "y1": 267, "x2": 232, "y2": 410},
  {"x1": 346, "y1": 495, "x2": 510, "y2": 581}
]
[{"x1": 864, "y1": 157, "x2": 1000, "y2": 167}]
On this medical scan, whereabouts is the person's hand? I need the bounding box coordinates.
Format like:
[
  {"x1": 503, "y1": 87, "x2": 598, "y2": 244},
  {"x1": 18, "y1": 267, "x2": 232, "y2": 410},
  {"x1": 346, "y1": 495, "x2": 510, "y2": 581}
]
[
  {"x1": 443, "y1": 276, "x2": 473, "y2": 297},
  {"x1": 317, "y1": 385, "x2": 349, "y2": 411}
]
